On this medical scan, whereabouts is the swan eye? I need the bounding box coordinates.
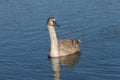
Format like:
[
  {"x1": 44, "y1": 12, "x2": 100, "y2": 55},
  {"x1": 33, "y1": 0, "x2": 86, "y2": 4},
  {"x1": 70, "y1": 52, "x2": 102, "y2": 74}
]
[{"x1": 53, "y1": 21, "x2": 56, "y2": 25}]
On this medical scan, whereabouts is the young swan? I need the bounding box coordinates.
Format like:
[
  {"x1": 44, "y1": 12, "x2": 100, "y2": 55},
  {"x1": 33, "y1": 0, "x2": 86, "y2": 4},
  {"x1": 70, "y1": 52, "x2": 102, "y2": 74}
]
[{"x1": 47, "y1": 17, "x2": 80, "y2": 57}]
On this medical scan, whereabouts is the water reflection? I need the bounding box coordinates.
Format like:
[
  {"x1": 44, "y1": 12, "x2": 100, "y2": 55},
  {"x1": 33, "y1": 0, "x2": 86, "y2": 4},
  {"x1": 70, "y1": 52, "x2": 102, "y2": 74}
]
[{"x1": 49, "y1": 52, "x2": 80, "y2": 80}]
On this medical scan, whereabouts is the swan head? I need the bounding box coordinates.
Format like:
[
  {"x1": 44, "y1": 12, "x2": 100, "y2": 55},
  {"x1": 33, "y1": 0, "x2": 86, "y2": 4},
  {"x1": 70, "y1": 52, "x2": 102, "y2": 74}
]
[{"x1": 47, "y1": 17, "x2": 60, "y2": 27}]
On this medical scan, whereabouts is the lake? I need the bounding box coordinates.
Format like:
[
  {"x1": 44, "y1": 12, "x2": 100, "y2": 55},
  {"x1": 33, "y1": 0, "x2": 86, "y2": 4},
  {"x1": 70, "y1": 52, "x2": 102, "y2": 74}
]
[{"x1": 0, "y1": 0, "x2": 120, "y2": 80}]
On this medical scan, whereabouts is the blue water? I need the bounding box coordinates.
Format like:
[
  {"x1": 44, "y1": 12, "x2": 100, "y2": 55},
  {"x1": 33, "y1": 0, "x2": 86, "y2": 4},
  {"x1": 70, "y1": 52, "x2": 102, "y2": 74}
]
[{"x1": 0, "y1": 0, "x2": 120, "y2": 80}]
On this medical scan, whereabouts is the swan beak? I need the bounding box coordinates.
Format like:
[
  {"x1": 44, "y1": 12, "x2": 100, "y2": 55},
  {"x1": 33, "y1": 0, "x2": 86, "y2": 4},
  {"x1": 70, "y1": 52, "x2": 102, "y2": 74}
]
[
  {"x1": 53, "y1": 21, "x2": 60, "y2": 27},
  {"x1": 56, "y1": 24, "x2": 60, "y2": 27}
]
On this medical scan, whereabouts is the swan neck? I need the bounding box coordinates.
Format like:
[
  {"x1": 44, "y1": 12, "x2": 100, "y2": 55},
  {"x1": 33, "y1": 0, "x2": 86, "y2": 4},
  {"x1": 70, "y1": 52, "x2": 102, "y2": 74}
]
[{"x1": 48, "y1": 26, "x2": 59, "y2": 57}]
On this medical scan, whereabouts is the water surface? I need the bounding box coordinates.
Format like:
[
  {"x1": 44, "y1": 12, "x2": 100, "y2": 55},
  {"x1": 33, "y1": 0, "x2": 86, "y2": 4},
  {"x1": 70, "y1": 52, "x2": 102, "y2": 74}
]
[{"x1": 0, "y1": 0, "x2": 120, "y2": 80}]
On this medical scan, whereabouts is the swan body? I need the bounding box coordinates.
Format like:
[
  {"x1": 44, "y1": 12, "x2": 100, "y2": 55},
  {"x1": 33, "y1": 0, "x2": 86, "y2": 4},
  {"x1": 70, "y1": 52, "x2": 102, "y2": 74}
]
[{"x1": 47, "y1": 17, "x2": 80, "y2": 57}]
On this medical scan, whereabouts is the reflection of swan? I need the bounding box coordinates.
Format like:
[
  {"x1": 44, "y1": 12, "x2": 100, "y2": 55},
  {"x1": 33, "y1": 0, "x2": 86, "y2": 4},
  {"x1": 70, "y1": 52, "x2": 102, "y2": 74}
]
[
  {"x1": 47, "y1": 17, "x2": 80, "y2": 57},
  {"x1": 49, "y1": 52, "x2": 80, "y2": 80}
]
